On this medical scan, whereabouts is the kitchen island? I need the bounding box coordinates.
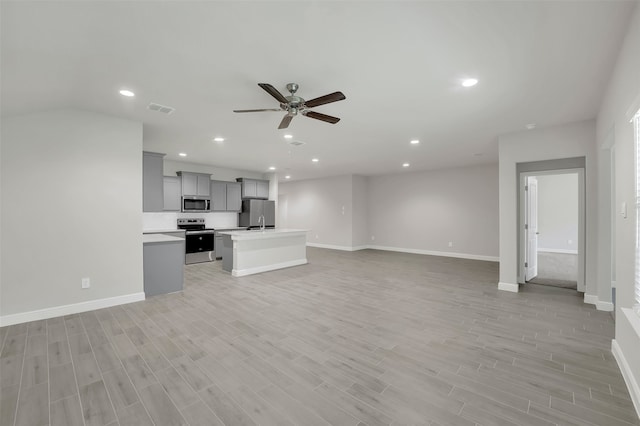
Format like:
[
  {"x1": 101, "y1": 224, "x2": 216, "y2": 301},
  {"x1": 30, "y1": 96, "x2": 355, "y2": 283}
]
[{"x1": 218, "y1": 229, "x2": 308, "y2": 277}]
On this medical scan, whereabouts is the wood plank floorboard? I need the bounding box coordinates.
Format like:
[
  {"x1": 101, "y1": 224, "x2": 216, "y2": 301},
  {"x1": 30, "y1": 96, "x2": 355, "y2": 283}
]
[{"x1": 1, "y1": 247, "x2": 638, "y2": 425}]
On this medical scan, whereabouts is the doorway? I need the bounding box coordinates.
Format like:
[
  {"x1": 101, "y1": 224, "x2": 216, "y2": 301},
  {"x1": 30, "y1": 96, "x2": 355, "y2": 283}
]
[{"x1": 518, "y1": 167, "x2": 585, "y2": 292}]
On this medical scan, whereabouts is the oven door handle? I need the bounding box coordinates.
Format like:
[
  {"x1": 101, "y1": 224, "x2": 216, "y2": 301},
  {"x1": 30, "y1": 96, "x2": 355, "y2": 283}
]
[{"x1": 186, "y1": 230, "x2": 215, "y2": 235}]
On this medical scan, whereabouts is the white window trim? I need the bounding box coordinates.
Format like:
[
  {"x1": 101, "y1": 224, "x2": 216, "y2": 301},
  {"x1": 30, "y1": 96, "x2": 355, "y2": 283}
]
[{"x1": 634, "y1": 110, "x2": 640, "y2": 314}]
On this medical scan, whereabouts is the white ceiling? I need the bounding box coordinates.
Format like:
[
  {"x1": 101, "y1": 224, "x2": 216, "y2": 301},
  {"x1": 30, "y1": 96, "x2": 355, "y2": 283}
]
[{"x1": 1, "y1": 1, "x2": 635, "y2": 181}]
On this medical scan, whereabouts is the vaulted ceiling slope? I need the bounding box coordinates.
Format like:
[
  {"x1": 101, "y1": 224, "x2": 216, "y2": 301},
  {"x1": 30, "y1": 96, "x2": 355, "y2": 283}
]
[{"x1": 1, "y1": 1, "x2": 635, "y2": 181}]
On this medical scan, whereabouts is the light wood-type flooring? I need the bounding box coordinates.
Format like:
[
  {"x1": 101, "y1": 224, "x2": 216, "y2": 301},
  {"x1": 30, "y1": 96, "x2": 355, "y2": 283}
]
[{"x1": 1, "y1": 247, "x2": 638, "y2": 426}]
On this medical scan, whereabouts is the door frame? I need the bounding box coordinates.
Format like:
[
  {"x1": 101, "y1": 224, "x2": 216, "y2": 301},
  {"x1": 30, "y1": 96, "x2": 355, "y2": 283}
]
[
  {"x1": 524, "y1": 176, "x2": 539, "y2": 281},
  {"x1": 518, "y1": 168, "x2": 585, "y2": 292}
]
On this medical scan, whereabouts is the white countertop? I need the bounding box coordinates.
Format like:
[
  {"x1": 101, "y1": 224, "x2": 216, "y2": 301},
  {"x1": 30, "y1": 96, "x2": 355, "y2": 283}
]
[
  {"x1": 143, "y1": 234, "x2": 185, "y2": 244},
  {"x1": 143, "y1": 229, "x2": 186, "y2": 234},
  {"x1": 214, "y1": 227, "x2": 249, "y2": 232},
  {"x1": 218, "y1": 228, "x2": 309, "y2": 240}
]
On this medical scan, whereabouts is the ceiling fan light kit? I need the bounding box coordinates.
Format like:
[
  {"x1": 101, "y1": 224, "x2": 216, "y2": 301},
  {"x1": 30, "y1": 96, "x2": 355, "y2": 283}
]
[{"x1": 234, "y1": 82, "x2": 346, "y2": 129}]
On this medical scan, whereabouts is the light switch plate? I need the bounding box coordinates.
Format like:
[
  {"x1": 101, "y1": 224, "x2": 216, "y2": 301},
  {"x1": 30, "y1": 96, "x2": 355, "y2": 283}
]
[{"x1": 621, "y1": 202, "x2": 627, "y2": 218}]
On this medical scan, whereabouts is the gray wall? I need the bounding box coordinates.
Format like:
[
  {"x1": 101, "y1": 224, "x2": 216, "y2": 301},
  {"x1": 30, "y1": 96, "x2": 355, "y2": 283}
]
[
  {"x1": 596, "y1": 1, "x2": 640, "y2": 403},
  {"x1": 498, "y1": 120, "x2": 597, "y2": 295},
  {"x1": 367, "y1": 164, "x2": 499, "y2": 258},
  {"x1": 1, "y1": 109, "x2": 144, "y2": 320},
  {"x1": 279, "y1": 164, "x2": 499, "y2": 259},
  {"x1": 352, "y1": 175, "x2": 369, "y2": 248},
  {"x1": 278, "y1": 175, "x2": 354, "y2": 248},
  {"x1": 536, "y1": 173, "x2": 579, "y2": 252}
]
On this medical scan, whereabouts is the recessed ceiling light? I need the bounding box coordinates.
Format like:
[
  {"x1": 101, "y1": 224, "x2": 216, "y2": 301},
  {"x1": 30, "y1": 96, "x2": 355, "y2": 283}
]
[
  {"x1": 119, "y1": 89, "x2": 135, "y2": 97},
  {"x1": 402, "y1": 163, "x2": 410, "y2": 167},
  {"x1": 213, "y1": 137, "x2": 225, "y2": 142},
  {"x1": 473, "y1": 153, "x2": 483, "y2": 157},
  {"x1": 285, "y1": 175, "x2": 291, "y2": 179},
  {"x1": 410, "y1": 139, "x2": 420, "y2": 145},
  {"x1": 461, "y1": 78, "x2": 478, "y2": 87},
  {"x1": 268, "y1": 166, "x2": 276, "y2": 171},
  {"x1": 312, "y1": 158, "x2": 319, "y2": 163},
  {"x1": 284, "y1": 134, "x2": 293, "y2": 139},
  {"x1": 179, "y1": 153, "x2": 187, "y2": 157},
  {"x1": 525, "y1": 123, "x2": 537, "y2": 130}
]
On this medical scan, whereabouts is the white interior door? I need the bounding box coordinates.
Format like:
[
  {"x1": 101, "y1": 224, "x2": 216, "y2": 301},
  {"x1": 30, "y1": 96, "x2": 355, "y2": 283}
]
[{"x1": 525, "y1": 176, "x2": 539, "y2": 281}]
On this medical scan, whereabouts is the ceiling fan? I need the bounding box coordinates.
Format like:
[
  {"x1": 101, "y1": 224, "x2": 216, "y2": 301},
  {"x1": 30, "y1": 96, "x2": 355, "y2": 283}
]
[{"x1": 234, "y1": 83, "x2": 346, "y2": 129}]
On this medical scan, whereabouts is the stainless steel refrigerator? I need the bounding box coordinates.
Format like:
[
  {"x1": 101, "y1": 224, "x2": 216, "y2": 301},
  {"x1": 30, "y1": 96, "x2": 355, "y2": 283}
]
[{"x1": 239, "y1": 199, "x2": 275, "y2": 228}]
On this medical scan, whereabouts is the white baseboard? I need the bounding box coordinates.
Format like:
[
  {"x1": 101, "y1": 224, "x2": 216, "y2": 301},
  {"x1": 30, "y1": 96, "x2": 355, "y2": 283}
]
[
  {"x1": 307, "y1": 242, "x2": 358, "y2": 251},
  {"x1": 537, "y1": 248, "x2": 578, "y2": 254},
  {"x1": 232, "y1": 259, "x2": 307, "y2": 277},
  {"x1": 612, "y1": 338, "x2": 640, "y2": 419},
  {"x1": 366, "y1": 245, "x2": 499, "y2": 262},
  {"x1": 583, "y1": 294, "x2": 614, "y2": 311},
  {"x1": 306, "y1": 243, "x2": 499, "y2": 261},
  {"x1": 584, "y1": 294, "x2": 598, "y2": 305},
  {"x1": 0, "y1": 292, "x2": 146, "y2": 327},
  {"x1": 596, "y1": 300, "x2": 615, "y2": 312},
  {"x1": 498, "y1": 282, "x2": 519, "y2": 292}
]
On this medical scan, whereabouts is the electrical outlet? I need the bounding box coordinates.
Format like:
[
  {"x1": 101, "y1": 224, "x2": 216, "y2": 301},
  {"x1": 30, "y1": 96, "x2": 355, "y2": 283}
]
[
  {"x1": 448, "y1": 242, "x2": 453, "y2": 247},
  {"x1": 315, "y1": 234, "x2": 319, "y2": 239},
  {"x1": 81, "y1": 278, "x2": 90, "y2": 289},
  {"x1": 568, "y1": 239, "x2": 573, "y2": 245},
  {"x1": 371, "y1": 236, "x2": 375, "y2": 241}
]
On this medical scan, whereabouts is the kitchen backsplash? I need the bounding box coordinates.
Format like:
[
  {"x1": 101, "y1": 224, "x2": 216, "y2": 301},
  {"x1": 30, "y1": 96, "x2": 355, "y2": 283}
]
[{"x1": 143, "y1": 212, "x2": 238, "y2": 231}]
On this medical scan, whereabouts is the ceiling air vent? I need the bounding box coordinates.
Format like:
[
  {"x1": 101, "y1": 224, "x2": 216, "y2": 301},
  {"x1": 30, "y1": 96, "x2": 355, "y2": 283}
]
[
  {"x1": 288, "y1": 140, "x2": 305, "y2": 147},
  {"x1": 147, "y1": 103, "x2": 175, "y2": 115}
]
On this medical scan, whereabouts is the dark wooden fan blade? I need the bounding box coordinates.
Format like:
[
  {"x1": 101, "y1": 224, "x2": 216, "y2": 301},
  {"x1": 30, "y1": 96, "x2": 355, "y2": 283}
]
[
  {"x1": 278, "y1": 115, "x2": 293, "y2": 129},
  {"x1": 233, "y1": 108, "x2": 282, "y2": 113},
  {"x1": 258, "y1": 83, "x2": 289, "y2": 104},
  {"x1": 304, "y1": 111, "x2": 341, "y2": 124},
  {"x1": 304, "y1": 91, "x2": 346, "y2": 108}
]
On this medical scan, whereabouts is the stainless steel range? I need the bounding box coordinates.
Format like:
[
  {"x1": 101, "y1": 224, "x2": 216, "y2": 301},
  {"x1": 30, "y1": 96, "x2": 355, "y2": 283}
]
[{"x1": 177, "y1": 218, "x2": 215, "y2": 264}]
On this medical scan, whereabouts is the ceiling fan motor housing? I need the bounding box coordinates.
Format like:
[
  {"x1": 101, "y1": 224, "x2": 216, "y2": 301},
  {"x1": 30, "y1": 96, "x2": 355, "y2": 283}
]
[{"x1": 285, "y1": 95, "x2": 305, "y2": 113}]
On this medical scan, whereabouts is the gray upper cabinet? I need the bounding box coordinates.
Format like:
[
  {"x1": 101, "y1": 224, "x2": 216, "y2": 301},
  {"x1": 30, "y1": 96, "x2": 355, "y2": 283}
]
[
  {"x1": 143, "y1": 151, "x2": 165, "y2": 212},
  {"x1": 177, "y1": 172, "x2": 210, "y2": 196},
  {"x1": 237, "y1": 178, "x2": 269, "y2": 200},
  {"x1": 210, "y1": 180, "x2": 242, "y2": 212},
  {"x1": 256, "y1": 180, "x2": 269, "y2": 199},
  {"x1": 241, "y1": 179, "x2": 257, "y2": 198},
  {"x1": 163, "y1": 176, "x2": 182, "y2": 211},
  {"x1": 226, "y1": 182, "x2": 242, "y2": 211},
  {"x1": 210, "y1": 180, "x2": 227, "y2": 211}
]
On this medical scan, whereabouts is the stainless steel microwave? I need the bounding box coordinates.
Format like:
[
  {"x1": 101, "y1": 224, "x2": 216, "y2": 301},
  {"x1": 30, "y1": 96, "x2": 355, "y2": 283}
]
[{"x1": 182, "y1": 196, "x2": 211, "y2": 212}]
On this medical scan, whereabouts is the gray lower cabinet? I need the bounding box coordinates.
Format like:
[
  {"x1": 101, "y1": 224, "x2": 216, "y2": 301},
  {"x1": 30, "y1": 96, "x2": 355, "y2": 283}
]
[
  {"x1": 143, "y1": 239, "x2": 184, "y2": 297},
  {"x1": 221, "y1": 234, "x2": 233, "y2": 272},
  {"x1": 163, "y1": 176, "x2": 182, "y2": 211},
  {"x1": 210, "y1": 180, "x2": 242, "y2": 212},
  {"x1": 215, "y1": 235, "x2": 224, "y2": 259},
  {"x1": 143, "y1": 151, "x2": 165, "y2": 212}
]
